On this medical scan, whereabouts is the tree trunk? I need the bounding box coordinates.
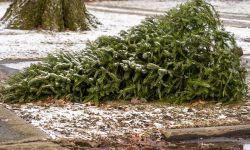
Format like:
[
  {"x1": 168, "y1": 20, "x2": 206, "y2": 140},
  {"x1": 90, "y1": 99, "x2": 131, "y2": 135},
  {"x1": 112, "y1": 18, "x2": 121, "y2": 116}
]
[{"x1": 1, "y1": 0, "x2": 97, "y2": 31}]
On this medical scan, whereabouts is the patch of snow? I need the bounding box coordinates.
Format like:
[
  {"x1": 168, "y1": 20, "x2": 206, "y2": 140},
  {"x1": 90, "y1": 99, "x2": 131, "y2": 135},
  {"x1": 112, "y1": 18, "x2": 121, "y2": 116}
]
[
  {"x1": 153, "y1": 108, "x2": 162, "y2": 113},
  {"x1": 218, "y1": 114, "x2": 227, "y2": 119},
  {"x1": 87, "y1": 5, "x2": 163, "y2": 16},
  {"x1": 226, "y1": 27, "x2": 250, "y2": 39},
  {"x1": 0, "y1": 2, "x2": 10, "y2": 19},
  {"x1": 210, "y1": 0, "x2": 250, "y2": 15},
  {"x1": 222, "y1": 18, "x2": 250, "y2": 24},
  {"x1": 244, "y1": 144, "x2": 250, "y2": 150},
  {"x1": 225, "y1": 27, "x2": 250, "y2": 54},
  {"x1": 88, "y1": 0, "x2": 250, "y2": 15},
  {"x1": 153, "y1": 123, "x2": 163, "y2": 129},
  {"x1": 88, "y1": 0, "x2": 183, "y2": 12}
]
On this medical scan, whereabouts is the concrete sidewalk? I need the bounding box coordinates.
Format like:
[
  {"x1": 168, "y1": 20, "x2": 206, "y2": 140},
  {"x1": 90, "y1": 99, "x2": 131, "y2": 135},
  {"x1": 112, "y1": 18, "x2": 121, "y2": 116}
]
[{"x1": 0, "y1": 105, "x2": 68, "y2": 150}]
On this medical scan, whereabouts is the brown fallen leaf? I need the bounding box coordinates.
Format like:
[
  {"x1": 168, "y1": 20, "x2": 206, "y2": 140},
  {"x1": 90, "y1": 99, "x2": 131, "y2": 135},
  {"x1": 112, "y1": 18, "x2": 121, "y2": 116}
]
[
  {"x1": 46, "y1": 96, "x2": 55, "y2": 104},
  {"x1": 191, "y1": 99, "x2": 207, "y2": 107},
  {"x1": 131, "y1": 97, "x2": 141, "y2": 105},
  {"x1": 55, "y1": 99, "x2": 66, "y2": 107}
]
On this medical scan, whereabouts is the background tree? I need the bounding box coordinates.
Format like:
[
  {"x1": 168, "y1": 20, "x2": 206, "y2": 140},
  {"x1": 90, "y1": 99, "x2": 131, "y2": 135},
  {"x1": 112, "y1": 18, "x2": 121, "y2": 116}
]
[{"x1": 0, "y1": 0, "x2": 97, "y2": 31}]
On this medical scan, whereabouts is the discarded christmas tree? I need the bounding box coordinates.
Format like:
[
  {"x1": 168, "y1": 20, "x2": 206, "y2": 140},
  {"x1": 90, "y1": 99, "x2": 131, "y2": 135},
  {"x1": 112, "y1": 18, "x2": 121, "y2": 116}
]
[
  {"x1": 2, "y1": 0, "x2": 246, "y2": 103},
  {"x1": 1, "y1": 0, "x2": 97, "y2": 31}
]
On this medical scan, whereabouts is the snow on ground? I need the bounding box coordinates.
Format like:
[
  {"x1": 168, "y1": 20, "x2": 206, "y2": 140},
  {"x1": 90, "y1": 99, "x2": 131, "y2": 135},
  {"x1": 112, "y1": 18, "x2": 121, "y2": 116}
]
[
  {"x1": 245, "y1": 144, "x2": 250, "y2": 150},
  {"x1": 210, "y1": 0, "x2": 250, "y2": 15},
  {"x1": 3, "y1": 101, "x2": 250, "y2": 140},
  {"x1": 226, "y1": 27, "x2": 250, "y2": 54},
  {"x1": 0, "y1": 2, "x2": 8, "y2": 19},
  {"x1": 89, "y1": 0, "x2": 250, "y2": 15},
  {"x1": 88, "y1": 0, "x2": 183, "y2": 12}
]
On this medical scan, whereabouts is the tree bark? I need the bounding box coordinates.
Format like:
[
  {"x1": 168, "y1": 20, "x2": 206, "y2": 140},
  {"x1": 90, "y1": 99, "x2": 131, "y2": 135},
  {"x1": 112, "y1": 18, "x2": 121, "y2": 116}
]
[{"x1": 1, "y1": 0, "x2": 96, "y2": 31}]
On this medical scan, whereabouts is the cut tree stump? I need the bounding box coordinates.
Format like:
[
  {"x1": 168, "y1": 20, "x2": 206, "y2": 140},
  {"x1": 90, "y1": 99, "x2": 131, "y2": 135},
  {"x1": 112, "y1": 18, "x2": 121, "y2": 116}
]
[{"x1": 1, "y1": 0, "x2": 97, "y2": 31}]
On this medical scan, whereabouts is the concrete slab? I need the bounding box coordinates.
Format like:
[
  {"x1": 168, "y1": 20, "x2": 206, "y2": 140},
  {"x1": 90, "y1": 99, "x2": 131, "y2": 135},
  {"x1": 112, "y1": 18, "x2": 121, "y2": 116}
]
[{"x1": 0, "y1": 105, "x2": 49, "y2": 144}]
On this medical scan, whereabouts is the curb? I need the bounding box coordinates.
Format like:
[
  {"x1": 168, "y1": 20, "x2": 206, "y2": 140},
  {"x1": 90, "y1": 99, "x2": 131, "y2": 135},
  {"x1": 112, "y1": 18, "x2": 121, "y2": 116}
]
[
  {"x1": 163, "y1": 124, "x2": 250, "y2": 141},
  {"x1": 0, "y1": 105, "x2": 49, "y2": 144},
  {"x1": 0, "y1": 141, "x2": 69, "y2": 150}
]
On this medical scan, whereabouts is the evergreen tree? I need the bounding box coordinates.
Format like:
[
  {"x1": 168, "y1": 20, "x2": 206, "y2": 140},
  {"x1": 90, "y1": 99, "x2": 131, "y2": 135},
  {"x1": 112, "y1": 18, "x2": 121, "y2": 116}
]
[{"x1": 2, "y1": 0, "x2": 246, "y2": 103}]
